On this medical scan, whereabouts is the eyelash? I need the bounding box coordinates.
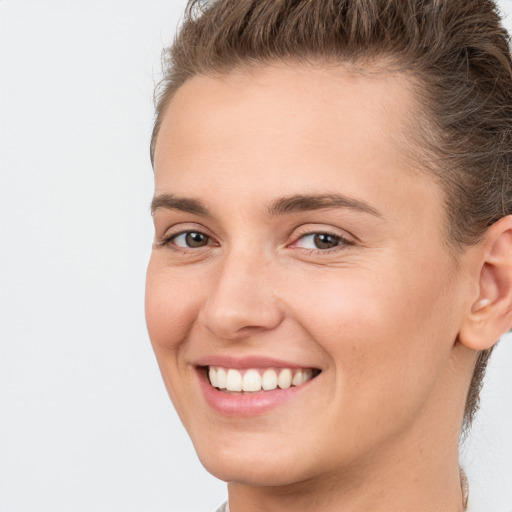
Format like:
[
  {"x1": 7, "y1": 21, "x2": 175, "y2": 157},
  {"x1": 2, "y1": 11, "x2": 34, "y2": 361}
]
[
  {"x1": 290, "y1": 231, "x2": 354, "y2": 254},
  {"x1": 158, "y1": 229, "x2": 354, "y2": 255},
  {"x1": 157, "y1": 230, "x2": 216, "y2": 252}
]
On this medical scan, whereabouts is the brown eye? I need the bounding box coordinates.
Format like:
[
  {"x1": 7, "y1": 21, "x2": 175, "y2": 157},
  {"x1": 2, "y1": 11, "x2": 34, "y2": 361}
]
[
  {"x1": 172, "y1": 231, "x2": 210, "y2": 248},
  {"x1": 186, "y1": 232, "x2": 208, "y2": 247},
  {"x1": 292, "y1": 231, "x2": 350, "y2": 251},
  {"x1": 312, "y1": 233, "x2": 341, "y2": 249}
]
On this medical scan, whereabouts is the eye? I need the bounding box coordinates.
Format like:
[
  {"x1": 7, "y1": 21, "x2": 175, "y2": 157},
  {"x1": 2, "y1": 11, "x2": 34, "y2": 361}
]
[
  {"x1": 166, "y1": 231, "x2": 211, "y2": 248},
  {"x1": 292, "y1": 232, "x2": 350, "y2": 250}
]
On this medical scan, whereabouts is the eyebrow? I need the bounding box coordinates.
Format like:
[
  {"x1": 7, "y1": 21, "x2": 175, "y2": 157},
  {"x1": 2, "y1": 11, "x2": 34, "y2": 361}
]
[
  {"x1": 151, "y1": 194, "x2": 211, "y2": 217},
  {"x1": 151, "y1": 193, "x2": 382, "y2": 218},
  {"x1": 267, "y1": 194, "x2": 382, "y2": 218}
]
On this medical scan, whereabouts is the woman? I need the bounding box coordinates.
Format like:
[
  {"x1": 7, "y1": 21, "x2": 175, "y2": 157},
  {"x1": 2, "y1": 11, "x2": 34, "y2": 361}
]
[{"x1": 145, "y1": 1, "x2": 512, "y2": 510}]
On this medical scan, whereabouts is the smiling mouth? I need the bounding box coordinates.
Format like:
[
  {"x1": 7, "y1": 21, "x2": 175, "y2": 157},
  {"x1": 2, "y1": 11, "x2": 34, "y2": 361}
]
[{"x1": 205, "y1": 366, "x2": 321, "y2": 393}]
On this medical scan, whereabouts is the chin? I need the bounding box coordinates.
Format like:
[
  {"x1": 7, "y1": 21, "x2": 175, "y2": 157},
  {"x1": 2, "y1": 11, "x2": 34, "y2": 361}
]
[
  {"x1": 190, "y1": 428, "x2": 331, "y2": 487},
  {"x1": 200, "y1": 455, "x2": 309, "y2": 487}
]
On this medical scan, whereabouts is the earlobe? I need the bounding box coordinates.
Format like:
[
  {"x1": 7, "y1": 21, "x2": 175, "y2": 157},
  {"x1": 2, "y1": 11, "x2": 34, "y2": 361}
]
[{"x1": 459, "y1": 216, "x2": 512, "y2": 351}]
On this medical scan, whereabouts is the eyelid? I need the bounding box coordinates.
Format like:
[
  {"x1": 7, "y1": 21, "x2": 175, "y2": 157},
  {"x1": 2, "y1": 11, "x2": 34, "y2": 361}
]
[
  {"x1": 156, "y1": 223, "x2": 355, "y2": 252},
  {"x1": 157, "y1": 224, "x2": 218, "y2": 249},
  {"x1": 289, "y1": 224, "x2": 355, "y2": 243},
  {"x1": 287, "y1": 226, "x2": 356, "y2": 253}
]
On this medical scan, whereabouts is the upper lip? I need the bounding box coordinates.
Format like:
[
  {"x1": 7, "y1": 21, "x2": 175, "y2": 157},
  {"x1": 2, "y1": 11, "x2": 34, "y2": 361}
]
[{"x1": 192, "y1": 355, "x2": 321, "y2": 370}]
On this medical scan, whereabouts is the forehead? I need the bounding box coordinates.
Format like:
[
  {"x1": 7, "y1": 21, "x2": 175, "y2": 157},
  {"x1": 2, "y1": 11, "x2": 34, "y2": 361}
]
[
  {"x1": 155, "y1": 63, "x2": 445, "y2": 225},
  {"x1": 154, "y1": 61, "x2": 422, "y2": 177}
]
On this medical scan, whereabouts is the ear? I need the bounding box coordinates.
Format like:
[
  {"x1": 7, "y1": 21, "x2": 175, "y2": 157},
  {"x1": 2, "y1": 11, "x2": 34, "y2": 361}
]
[{"x1": 458, "y1": 215, "x2": 512, "y2": 350}]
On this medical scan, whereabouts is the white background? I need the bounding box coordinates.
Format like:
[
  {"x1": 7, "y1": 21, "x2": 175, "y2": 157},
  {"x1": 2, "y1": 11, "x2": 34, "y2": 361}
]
[{"x1": 0, "y1": 1, "x2": 511, "y2": 511}]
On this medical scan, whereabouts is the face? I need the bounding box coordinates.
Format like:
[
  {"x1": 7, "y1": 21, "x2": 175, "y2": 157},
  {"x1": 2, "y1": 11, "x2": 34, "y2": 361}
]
[{"x1": 146, "y1": 63, "x2": 471, "y2": 487}]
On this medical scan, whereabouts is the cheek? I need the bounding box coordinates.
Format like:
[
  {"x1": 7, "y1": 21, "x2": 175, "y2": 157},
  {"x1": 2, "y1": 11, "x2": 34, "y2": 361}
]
[
  {"x1": 145, "y1": 258, "x2": 201, "y2": 353},
  {"x1": 145, "y1": 258, "x2": 207, "y2": 423},
  {"x1": 289, "y1": 257, "x2": 459, "y2": 407}
]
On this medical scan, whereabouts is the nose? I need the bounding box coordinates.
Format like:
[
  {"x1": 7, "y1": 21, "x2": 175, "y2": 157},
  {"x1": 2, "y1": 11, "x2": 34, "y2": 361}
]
[{"x1": 198, "y1": 250, "x2": 285, "y2": 340}]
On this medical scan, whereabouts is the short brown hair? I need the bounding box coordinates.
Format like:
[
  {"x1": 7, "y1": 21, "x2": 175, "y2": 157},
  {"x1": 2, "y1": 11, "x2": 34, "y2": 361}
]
[{"x1": 151, "y1": 0, "x2": 512, "y2": 430}]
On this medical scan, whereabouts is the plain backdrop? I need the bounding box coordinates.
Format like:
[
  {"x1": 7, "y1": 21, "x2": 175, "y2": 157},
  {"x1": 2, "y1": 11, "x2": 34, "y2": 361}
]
[{"x1": 1, "y1": 1, "x2": 511, "y2": 511}]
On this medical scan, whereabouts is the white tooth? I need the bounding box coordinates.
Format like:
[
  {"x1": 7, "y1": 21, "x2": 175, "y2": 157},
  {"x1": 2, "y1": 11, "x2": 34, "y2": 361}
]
[
  {"x1": 243, "y1": 369, "x2": 262, "y2": 392},
  {"x1": 216, "y1": 367, "x2": 227, "y2": 389},
  {"x1": 262, "y1": 369, "x2": 278, "y2": 390},
  {"x1": 226, "y1": 369, "x2": 243, "y2": 392},
  {"x1": 277, "y1": 368, "x2": 292, "y2": 389},
  {"x1": 209, "y1": 367, "x2": 218, "y2": 388},
  {"x1": 292, "y1": 370, "x2": 303, "y2": 386},
  {"x1": 303, "y1": 369, "x2": 313, "y2": 382}
]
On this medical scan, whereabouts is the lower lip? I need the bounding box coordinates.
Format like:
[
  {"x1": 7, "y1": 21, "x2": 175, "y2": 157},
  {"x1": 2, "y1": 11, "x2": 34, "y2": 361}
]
[{"x1": 197, "y1": 369, "x2": 314, "y2": 417}]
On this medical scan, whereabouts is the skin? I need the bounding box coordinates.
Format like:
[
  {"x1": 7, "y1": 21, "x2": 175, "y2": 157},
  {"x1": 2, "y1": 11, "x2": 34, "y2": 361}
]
[{"x1": 146, "y1": 63, "x2": 512, "y2": 512}]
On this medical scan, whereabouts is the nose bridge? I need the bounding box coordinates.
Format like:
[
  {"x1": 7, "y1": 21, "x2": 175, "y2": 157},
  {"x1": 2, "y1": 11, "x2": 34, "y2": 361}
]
[{"x1": 200, "y1": 245, "x2": 283, "y2": 339}]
